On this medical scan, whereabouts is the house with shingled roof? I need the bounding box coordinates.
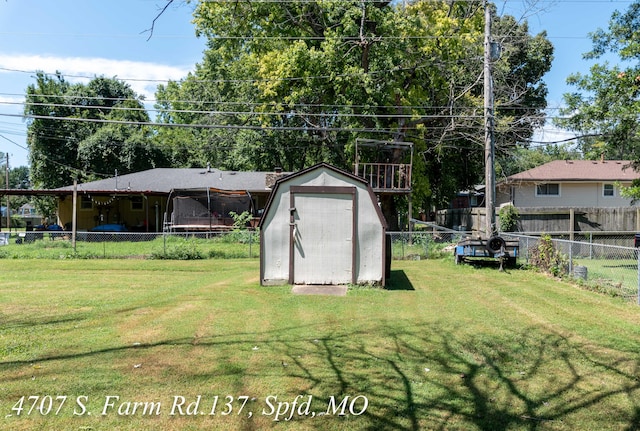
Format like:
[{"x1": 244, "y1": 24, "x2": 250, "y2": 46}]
[
  {"x1": 51, "y1": 167, "x2": 288, "y2": 232},
  {"x1": 497, "y1": 160, "x2": 640, "y2": 208}
]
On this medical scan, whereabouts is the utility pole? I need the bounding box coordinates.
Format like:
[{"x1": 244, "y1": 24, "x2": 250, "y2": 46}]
[
  {"x1": 5, "y1": 153, "x2": 9, "y2": 232},
  {"x1": 72, "y1": 178, "x2": 78, "y2": 251},
  {"x1": 483, "y1": 0, "x2": 496, "y2": 237}
]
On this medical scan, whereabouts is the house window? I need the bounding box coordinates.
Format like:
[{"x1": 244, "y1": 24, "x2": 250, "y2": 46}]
[
  {"x1": 603, "y1": 184, "x2": 614, "y2": 197},
  {"x1": 536, "y1": 183, "x2": 560, "y2": 196},
  {"x1": 80, "y1": 196, "x2": 93, "y2": 210},
  {"x1": 131, "y1": 196, "x2": 144, "y2": 211}
]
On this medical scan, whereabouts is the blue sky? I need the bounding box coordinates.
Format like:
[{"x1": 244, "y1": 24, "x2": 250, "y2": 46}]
[{"x1": 0, "y1": 0, "x2": 636, "y2": 168}]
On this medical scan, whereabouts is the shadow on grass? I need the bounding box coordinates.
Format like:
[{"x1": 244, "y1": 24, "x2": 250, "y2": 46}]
[
  {"x1": 2, "y1": 320, "x2": 640, "y2": 430},
  {"x1": 385, "y1": 270, "x2": 415, "y2": 291}
]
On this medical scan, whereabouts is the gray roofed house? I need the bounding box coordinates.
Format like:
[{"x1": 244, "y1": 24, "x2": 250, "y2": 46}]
[
  {"x1": 52, "y1": 167, "x2": 288, "y2": 232},
  {"x1": 56, "y1": 167, "x2": 282, "y2": 194}
]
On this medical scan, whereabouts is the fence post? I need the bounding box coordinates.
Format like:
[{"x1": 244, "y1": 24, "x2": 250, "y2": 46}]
[
  {"x1": 637, "y1": 247, "x2": 640, "y2": 306},
  {"x1": 568, "y1": 239, "x2": 573, "y2": 276}
]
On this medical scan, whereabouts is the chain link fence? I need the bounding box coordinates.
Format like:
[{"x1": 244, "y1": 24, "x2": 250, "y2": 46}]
[
  {"x1": 387, "y1": 230, "x2": 463, "y2": 261},
  {"x1": 502, "y1": 233, "x2": 639, "y2": 303},
  {"x1": 3, "y1": 226, "x2": 639, "y2": 303},
  {"x1": 2, "y1": 229, "x2": 260, "y2": 259},
  {"x1": 5, "y1": 229, "x2": 459, "y2": 261},
  {"x1": 390, "y1": 228, "x2": 640, "y2": 304}
]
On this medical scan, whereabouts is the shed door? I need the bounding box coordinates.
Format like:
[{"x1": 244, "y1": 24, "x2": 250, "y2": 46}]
[{"x1": 291, "y1": 187, "x2": 355, "y2": 285}]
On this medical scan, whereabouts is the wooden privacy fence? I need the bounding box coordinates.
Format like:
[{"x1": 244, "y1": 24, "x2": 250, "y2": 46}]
[{"x1": 437, "y1": 207, "x2": 640, "y2": 238}]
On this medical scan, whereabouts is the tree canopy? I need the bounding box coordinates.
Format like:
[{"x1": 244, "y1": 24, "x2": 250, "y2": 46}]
[
  {"x1": 20, "y1": 1, "x2": 553, "y2": 227},
  {"x1": 555, "y1": 1, "x2": 640, "y2": 163},
  {"x1": 24, "y1": 74, "x2": 167, "y2": 188},
  {"x1": 154, "y1": 0, "x2": 552, "y2": 227}
]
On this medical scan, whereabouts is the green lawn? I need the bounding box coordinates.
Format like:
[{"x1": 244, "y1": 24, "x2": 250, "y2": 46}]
[
  {"x1": 1, "y1": 258, "x2": 640, "y2": 430},
  {"x1": 573, "y1": 258, "x2": 638, "y2": 297},
  {"x1": 0, "y1": 233, "x2": 259, "y2": 259}
]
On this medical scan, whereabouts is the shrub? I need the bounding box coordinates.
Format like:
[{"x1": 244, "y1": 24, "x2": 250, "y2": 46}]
[
  {"x1": 151, "y1": 237, "x2": 203, "y2": 260},
  {"x1": 498, "y1": 204, "x2": 520, "y2": 232},
  {"x1": 529, "y1": 234, "x2": 568, "y2": 277}
]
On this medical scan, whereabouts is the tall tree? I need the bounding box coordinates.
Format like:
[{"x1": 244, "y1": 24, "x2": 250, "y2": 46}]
[
  {"x1": 25, "y1": 74, "x2": 167, "y2": 188},
  {"x1": 555, "y1": 1, "x2": 640, "y2": 163},
  {"x1": 158, "y1": 0, "x2": 551, "y2": 228}
]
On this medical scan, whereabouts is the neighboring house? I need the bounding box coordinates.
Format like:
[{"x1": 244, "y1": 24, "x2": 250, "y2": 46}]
[
  {"x1": 451, "y1": 186, "x2": 485, "y2": 209},
  {"x1": 18, "y1": 203, "x2": 38, "y2": 217},
  {"x1": 497, "y1": 160, "x2": 639, "y2": 208},
  {"x1": 51, "y1": 167, "x2": 287, "y2": 231},
  {"x1": 259, "y1": 163, "x2": 388, "y2": 286},
  {"x1": 18, "y1": 203, "x2": 42, "y2": 228}
]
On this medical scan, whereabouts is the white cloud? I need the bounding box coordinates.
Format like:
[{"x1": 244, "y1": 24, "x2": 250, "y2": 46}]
[{"x1": 0, "y1": 54, "x2": 193, "y2": 100}]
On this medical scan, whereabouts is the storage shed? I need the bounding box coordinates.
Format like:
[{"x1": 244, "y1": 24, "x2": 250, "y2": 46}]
[{"x1": 259, "y1": 163, "x2": 387, "y2": 286}]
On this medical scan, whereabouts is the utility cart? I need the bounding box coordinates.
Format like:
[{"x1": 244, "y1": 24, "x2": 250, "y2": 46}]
[{"x1": 454, "y1": 235, "x2": 519, "y2": 268}]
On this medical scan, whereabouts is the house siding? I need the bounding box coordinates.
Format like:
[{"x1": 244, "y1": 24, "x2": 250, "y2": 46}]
[{"x1": 498, "y1": 182, "x2": 632, "y2": 208}]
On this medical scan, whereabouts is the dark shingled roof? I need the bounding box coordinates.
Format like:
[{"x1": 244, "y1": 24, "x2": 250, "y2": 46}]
[
  {"x1": 55, "y1": 168, "x2": 283, "y2": 194},
  {"x1": 505, "y1": 160, "x2": 640, "y2": 183}
]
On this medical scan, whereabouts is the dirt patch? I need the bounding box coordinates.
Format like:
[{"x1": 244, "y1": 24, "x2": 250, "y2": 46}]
[{"x1": 291, "y1": 285, "x2": 348, "y2": 296}]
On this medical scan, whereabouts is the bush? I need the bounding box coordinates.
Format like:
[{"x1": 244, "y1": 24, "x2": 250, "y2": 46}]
[
  {"x1": 529, "y1": 234, "x2": 568, "y2": 277},
  {"x1": 498, "y1": 205, "x2": 519, "y2": 232},
  {"x1": 151, "y1": 237, "x2": 204, "y2": 260}
]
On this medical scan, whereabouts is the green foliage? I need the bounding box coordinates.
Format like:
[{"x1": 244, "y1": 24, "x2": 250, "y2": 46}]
[
  {"x1": 498, "y1": 204, "x2": 519, "y2": 232},
  {"x1": 229, "y1": 210, "x2": 253, "y2": 229},
  {"x1": 555, "y1": 1, "x2": 640, "y2": 162},
  {"x1": 151, "y1": 236, "x2": 204, "y2": 260},
  {"x1": 0, "y1": 238, "x2": 99, "y2": 260},
  {"x1": 529, "y1": 234, "x2": 568, "y2": 277},
  {"x1": 162, "y1": 1, "x2": 552, "y2": 215},
  {"x1": 10, "y1": 215, "x2": 25, "y2": 229},
  {"x1": 391, "y1": 234, "x2": 455, "y2": 260},
  {"x1": 25, "y1": 74, "x2": 166, "y2": 188},
  {"x1": 31, "y1": 196, "x2": 57, "y2": 221},
  {"x1": 618, "y1": 178, "x2": 640, "y2": 204}
]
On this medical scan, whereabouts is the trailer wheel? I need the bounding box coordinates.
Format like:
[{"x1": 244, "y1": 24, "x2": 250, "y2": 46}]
[{"x1": 486, "y1": 236, "x2": 506, "y2": 254}]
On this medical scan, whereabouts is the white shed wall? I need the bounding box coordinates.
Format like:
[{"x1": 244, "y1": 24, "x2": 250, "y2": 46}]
[{"x1": 261, "y1": 190, "x2": 290, "y2": 284}]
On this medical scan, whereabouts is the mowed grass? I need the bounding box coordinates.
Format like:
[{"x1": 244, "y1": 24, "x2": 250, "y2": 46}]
[
  {"x1": 0, "y1": 234, "x2": 259, "y2": 259},
  {"x1": 1, "y1": 259, "x2": 640, "y2": 430},
  {"x1": 573, "y1": 257, "x2": 638, "y2": 295}
]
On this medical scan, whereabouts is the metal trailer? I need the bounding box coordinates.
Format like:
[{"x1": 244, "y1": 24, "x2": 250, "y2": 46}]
[{"x1": 454, "y1": 236, "x2": 519, "y2": 268}]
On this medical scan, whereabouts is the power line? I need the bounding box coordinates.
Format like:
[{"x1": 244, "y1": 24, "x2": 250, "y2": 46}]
[
  {"x1": 1, "y1": 100, "x2": 488, "y2": 119},
  {"x1": 0, "y1": 60, "x2": 467, "y2": 85},
  {"x1": 0, "y1": 112, "x2": 416, "y2": 134},
  {"x1": 0, "y1": 133, "x2": 28, "y2": 151}
]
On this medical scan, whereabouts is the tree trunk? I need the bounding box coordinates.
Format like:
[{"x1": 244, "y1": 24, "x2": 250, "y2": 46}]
[{"x1": 380, "y1": 194, "x2": 399, "y2": 231}]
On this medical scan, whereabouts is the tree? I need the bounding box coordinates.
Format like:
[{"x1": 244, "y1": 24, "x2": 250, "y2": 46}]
[
  {"x1": 555, "y1": 1, "x2": 640, "y2": 163},
  {"x1": 24, "y1": 74, "x2": 167, "y2": 188},
  {"x1": 158, "y1": 1, "x2": 552, "y2": 228}
]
